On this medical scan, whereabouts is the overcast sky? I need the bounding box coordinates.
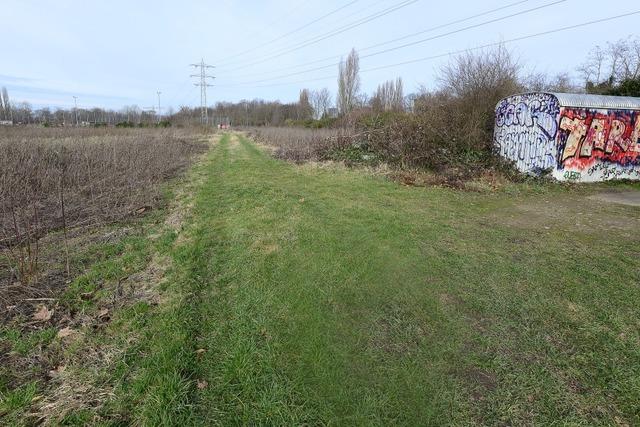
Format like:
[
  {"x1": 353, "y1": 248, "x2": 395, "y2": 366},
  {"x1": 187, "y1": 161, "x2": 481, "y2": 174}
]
[{"x1": 1, "y1": 0, "x2": 637, "y2": 111}]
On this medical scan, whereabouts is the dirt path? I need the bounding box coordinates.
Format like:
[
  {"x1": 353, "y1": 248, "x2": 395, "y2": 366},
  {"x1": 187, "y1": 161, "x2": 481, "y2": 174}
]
[{"x1": 588, "y1": 189, "x2": 640, "y2": 206}]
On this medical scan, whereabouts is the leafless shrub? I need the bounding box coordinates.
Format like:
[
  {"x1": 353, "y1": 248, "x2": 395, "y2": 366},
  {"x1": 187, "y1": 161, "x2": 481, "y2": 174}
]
[
  {"x1": 248, "y1": 127, "x2": 352, "y2": 162},
  {"x1": 253, "y1": 46, "x2": 523, "y2": 182},
  {"x1": 355, "y1": 45, "x2": 521, "y2": 179},
  {"x1": 0, "y1": 127, "x2": 207, "y2": 288},
  {"x1": 437, "y1": 43, "x2": 521, "y2": 153}
]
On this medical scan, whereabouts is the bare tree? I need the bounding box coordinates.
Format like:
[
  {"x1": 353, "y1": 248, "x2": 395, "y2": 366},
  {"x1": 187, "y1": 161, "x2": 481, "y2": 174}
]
[
  {"x1": 14, "y1": 102, "x2": 32, "y2": 124},
  {"x1": 371, "y1": 77, "x2": 405, "y2": 112},
  {"x1": 298, "y1": 89, "x2": 313, "y2": 120},
  {"x1": 1, "y1": 86, "x2": 12, "y2": 122},
  {"x1": 578, "y1": 45, "x2": 606, "y2": 85},
  {"x1": 310, "y1": 88, "x2": 332, "y2": 119},
  {"x1": 337, "y1": 49, "x2": 361, "y2": 115},
  {"x1": 0, "y1": 87, "x2": 5, "y2": 119},
  {"x1": 579, "y1": 37, "x2": 640, "y2": 92},
  {"x1": 607, "y1": 41, "x2": 624, "y2": 82},
  {"x1": 523, "y1": 71, "x2": 582, "y2": 93},
  {"x1": 616, "y1": 38, "x2": 640, "y2": 80}
]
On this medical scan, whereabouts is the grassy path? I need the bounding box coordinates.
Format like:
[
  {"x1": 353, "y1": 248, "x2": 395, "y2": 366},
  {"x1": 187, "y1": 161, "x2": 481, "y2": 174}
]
[{"x1": 134, "y1": 133, "x2": 639, "y2": 425}]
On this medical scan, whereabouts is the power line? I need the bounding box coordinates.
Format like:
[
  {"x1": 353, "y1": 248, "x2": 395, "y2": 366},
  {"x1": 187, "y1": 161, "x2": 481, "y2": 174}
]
[
  {"x1": 217, "y1": 0, "x2": 531, "y2": 79},
  {"x1": 359, "y1": 0, "x2": 566, "y2": 60},
  {"x1": 218, "y1": 0, "x2": 420, "y2": 72},
  {"x1": 217, "y1": 0, "x2": 393, "y2": 69},
  {"x1": 216, "y1": 1, "x2": 309, "y2": 63},
  {"x1": 165, "y1": 78, "x2": 193, "y2": 109},
  {"x1": 362, "y1": 10, "x2": 640, "y2": 73},
  {"x1": 214, "y1": 10, "x2": 640, "y2": 90},
  {"x1": 220, "y1": 0, "x2": 566, "y2": 86},
  {"x1": 191, "y1": 59, "x2": 215, "y2": 125},
  {"x1": 220, "y1": 0, "x2": 418, "y2": 71},
  {"x1": 217, "y1": 0, "x2": 361, "y2": 66}
]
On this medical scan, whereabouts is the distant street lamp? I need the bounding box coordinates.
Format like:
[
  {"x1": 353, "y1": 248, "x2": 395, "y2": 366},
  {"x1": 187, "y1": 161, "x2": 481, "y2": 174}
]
[
  {"x1": 157, "y1": 91, "x2": 162, "y2": 124},
  {"x1": 73, "y1": 96, "x2": 79, "y2": 126}
]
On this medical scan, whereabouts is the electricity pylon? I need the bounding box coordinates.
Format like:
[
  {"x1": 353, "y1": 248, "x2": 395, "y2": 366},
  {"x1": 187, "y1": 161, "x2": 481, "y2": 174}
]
[{"x1": 190, "y1": 59, "x2": 215, "y2": 125}]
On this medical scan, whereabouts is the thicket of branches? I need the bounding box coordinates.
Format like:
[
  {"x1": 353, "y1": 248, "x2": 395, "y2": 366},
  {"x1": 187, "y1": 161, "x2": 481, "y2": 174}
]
[
  {"x1": 249, "y1": 127, "x2": 351, "y2": 163},
  {"x1": 579, "y1": 37, "x2": 640, "y2": 96},
  {"x1": 0, "y1": 127, "x2": 207, "y2": 287},
  {"x1": 252, "y1": 44, "x2": 527, "y2": 175}
]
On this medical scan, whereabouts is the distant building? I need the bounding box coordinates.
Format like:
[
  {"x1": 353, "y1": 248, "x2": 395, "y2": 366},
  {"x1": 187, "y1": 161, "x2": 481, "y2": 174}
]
[{"x1": 494, "y1": 92, "x2": 640, "y2": 182}]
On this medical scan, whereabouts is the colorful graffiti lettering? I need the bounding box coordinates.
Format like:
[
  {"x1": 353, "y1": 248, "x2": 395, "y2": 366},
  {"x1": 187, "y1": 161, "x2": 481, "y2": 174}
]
[
  {"x1": 494, "y1": 93, "x2": 560, "y2": 173},
  {"x1": 557, "y1": 108, "x2": 640, "y2": 174},
  {"x1": 494, "y1": 93, "x2": 640, "y2": 181}
]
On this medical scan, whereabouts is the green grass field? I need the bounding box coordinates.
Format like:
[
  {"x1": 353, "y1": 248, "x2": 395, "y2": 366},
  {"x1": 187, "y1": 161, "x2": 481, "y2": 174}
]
[
  {"x1": 117, "y1": 133, "x2": 639, "y2": 425},
  {"x1": 4, "y1": 132, "x2": 639, "y2": 425}
]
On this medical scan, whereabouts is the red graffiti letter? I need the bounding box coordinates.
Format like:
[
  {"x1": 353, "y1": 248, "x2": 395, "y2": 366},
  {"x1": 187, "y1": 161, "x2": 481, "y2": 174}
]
[
  {"x1": 560, "y1": 116, "x2": 588, "y2": 161},
  {"x1": 582, "y1": 118, "x2": 607, "y2": 156},
  {"x1": 606, "y1": 119, "x2": 628, "y2": 153},
  {"x1": 632, "y1": 118, "x2": 640, "y2": 153}
]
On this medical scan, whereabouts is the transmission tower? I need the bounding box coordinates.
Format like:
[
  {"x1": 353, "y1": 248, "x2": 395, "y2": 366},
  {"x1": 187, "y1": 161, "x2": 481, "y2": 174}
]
[{"x1": 190, "y1": 59, "x2": 215, "y2": 125}]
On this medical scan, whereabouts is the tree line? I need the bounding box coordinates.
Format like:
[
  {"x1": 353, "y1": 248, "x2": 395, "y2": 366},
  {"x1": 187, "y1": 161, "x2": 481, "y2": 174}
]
[
  {"x1": 0, "y1": 94, "x2": 168, "y2": 126},
  {"x1": 2, "y1": 37, "x2": 638, "y2": 127},
  {"x1": 173, "y1": 37, "x2": 640, "y2": 128},
  {"x1": 168, "y1": 49, "x2": 409, "y2": 127}
]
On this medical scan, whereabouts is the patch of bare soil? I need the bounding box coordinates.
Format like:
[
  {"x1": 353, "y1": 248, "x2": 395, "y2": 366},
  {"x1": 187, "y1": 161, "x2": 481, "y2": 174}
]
[
  {"x1": 367, "y1": 303, "x2": 430, "y2": 356},
  {"x1": 1, "y1": 224, "x2": 136, "y2": 323},
  {"x1": 588, "y1": 190, "x2": 640, "y2": 207},
  {"x1": 492, "y1": 192, "x2": 640, "y2": 236},
  {"x1": 461, "y1": 367, "x2": 498, "y2": 402}
]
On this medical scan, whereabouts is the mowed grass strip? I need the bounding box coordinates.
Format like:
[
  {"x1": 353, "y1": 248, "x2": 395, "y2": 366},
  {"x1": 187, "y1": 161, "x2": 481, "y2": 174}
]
[{"x1": 138, "y1": 133, "x2": 639, "y2": 425}]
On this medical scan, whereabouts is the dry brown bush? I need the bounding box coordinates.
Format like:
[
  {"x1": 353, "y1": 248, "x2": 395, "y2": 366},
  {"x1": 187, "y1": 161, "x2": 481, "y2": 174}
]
[
  {"x1": 251, "y1": 45, "x2": 524, "y2": 184},
  {"x1": 248, "y1": 127, "x2": 353, "y2": 162},
  {"x1": 0, "y1": 127, "x2": 208, "y2": 288},
  {"x1": 358, "y1": 45, "x2": 522, "y2": 181}
]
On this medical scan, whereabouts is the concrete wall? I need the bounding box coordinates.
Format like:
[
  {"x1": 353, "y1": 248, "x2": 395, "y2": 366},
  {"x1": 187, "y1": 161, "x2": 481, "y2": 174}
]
[{"x1": 494, "y1": 94, "x2": 640, "y2": 182}]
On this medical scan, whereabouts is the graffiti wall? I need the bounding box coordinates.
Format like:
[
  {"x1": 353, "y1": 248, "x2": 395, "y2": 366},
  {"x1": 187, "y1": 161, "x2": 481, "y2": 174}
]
[
  {"x1": 556, "y1": 108, "x2": 640, "y2": 182},
  {"x1": 494, "y1": 92, "x2": 640, "y2": 182},
  {"x1": 494, "y1": 93, "x2": 560, "y2": 174}
]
